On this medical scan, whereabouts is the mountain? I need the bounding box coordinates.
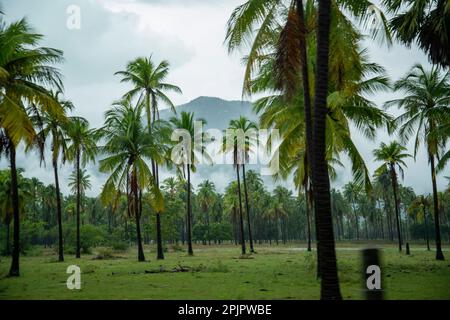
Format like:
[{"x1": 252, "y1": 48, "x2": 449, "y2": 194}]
[
  {"x1": 158, "y1": 96, "x2": 287, "y2": 193},
  {"x1": 160, "y1": 96, "x2": 257, "y2": 130}
]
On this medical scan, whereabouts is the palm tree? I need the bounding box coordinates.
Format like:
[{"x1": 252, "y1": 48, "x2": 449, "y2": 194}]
[
  {"x1": 373, "y1": 170, "x2": 395, "y2": 241},
  {"x1": 66, "y1": 118, "x2": 98, "y2": 258},
  {"x1": 0, "y1": 18, "x2": 64, "y2": 276},
  {"x1": 343, "y1": 182, "x2": 363, "y2": 240},
  {"x1": 384, "y1": 0, "x2": 450, "y2": 67},
  {"x1": 373, "y1": 141, "x2": 411, "y2": 252},
  {"x1": 69, "y1": 168, "x2": 92, "y2": 225},
  {"x1": 408, "y1": 195, "x2": 431, "y2": 251},
  {"x1": 227, "y1": 116, "x2": 258, "y2": 253},
  {"x1": 270, "y1": 186, "x2": 290, "y2": 244},
  {"x1": 69, "y1": 169, "x2": 92, "y2": 196},
  {"x1": 116, "y1": 56, "x2": 181, "y2": 259},
  {"x1": 197, "y1": 180, "x2": 216, "y2": 245},
  {"x1": 100, "y1": 99, "x2": 164, "y2": 261},
  {"x1": 223, "y1": 181, "x2": 240, "y2": 245},
  {"x1": 223, "y1": 118, "x2": 257, "y2": 255},
  {"x1": 386, "y1": 64, "x2": 449, "y2": 260},
  {"x1": 36, "y1": 91, "x2": 74, "y2": 261},
  {"x1": 170, "y1": 111, "x2": 210, "y2": 255},
  {"x1": 28, "y1": 177, "x2": 44, "y2": 223}
]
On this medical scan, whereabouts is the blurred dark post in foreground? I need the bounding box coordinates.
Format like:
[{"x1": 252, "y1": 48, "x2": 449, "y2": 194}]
[{"x1": 362, "y1": 248, "x2": 383, "y2": 300}]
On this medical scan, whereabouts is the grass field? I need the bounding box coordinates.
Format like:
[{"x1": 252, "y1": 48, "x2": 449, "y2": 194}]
[{"x1": 1, "y1": 242, "x2": 449, "y2": 300}]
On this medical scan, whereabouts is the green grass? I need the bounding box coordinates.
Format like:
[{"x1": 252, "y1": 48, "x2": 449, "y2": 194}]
[{"x1": 0, "y1": 243, "x2": 449, "y2": 300}]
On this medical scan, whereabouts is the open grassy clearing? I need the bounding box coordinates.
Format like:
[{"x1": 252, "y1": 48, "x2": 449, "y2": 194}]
[{"x1": 0, "y1": 243, "x2": 449, "y2": 300}]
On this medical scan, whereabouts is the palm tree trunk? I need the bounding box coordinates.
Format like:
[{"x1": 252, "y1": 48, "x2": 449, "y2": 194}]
[
  {"x1": 383, "y1": 194, "x2": 394, "y2": 241},
  {"x1": 424, "y1": 210, "x2": 430, "y2": 251},
  {"x1": 76, "y1": 151, "x2": 81, "y2": 258},
  {"x1": 353, "y1": 203, "x2": 359, "y2": 240},
  {"x1": 52, "y1": 158, "x2": 64, "y2": 262},
  {"x1": 311, "y1": 0, "x2": 341, "y2": 300},
  {"x1": 187, "y1": 164, "x2": 194, "y2": 256},
  {"x1": 429, "y1": 153, "x2": 445, "y2": 260},
  {"x1": 242, "y1": 164, "x2": 254, "y2": 253},
  {"x1": 304, "y1": 187, "x2": 312, "y2": 251},
  {"x1": 132, "y1": 173, "x2": 145, "y2": 262},
  {"x1": 236, "y1": 164, "x2": 246, "y2": 255},
  {"x1": 156, "y1": 213, "x2": 164, "y2": 259},
  {"x1": 8, "y1": 144, "x2": 20, "y2": 276},
  {"x1": 390, "y1": 164, "x2": 402, "y2": 252}
]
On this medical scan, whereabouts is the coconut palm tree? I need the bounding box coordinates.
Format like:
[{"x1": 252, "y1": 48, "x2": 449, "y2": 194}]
[
  {"x1": 69, "y1": 169, "x2": 91, "y2": 196},
  {"x1": 373, "y1": 141, "x2": 411, "y2": 252},
  {"x1": 383, "y1": 0, "x2": 450, "y2": 67},
  {"x1": 28, "y1": 177, "x2": 44, "y2": 223},
  {"x1": 99, "y1": 98, "x2": 164, "y2": 261},
  {"x1": 115, "y1": 56, "x2": 181, "y2": 259},
  {"x1": 69, "y1": 168, "x2": 92, "y2": 225},
  {"x1": 226, "y1": 116, "x2": 258, "y2": 253},
  {"x1": 343, "y1": 182, "x2": 363, "y2": 240},
  {"x1": 197, "y1": 180, "x2": 216, "y2": 245},
  {"x1": 386, "y1": 64, "x2": 449, "y2": 260},
  {"x1": 0, "y1": 18, "x2": 64, "y2": 276},
  {"x1": 408, "y1": 195, "x2": 431, "y2": 251},
  {"x1": 170, "y1": 111, "x2": 210, "y2": 255},
  {"x1": 66, "y1": 118, "x2": 98, "y2": 258},
  {"x1": 373, "y1": 170, "x2": 395, "y2": 241},
  {"x1": 35, "y1": 91, "x2": 74, "y2": 261},
  {"x1": 223, "y1": 181, "x2": 240, "y2": 245},
  {"x1": 223, "y1": 118, "x2": 257, "y2": 255}
]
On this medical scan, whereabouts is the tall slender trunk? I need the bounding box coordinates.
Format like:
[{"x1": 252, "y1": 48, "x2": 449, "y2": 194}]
[
  {"x1": 186, "y1": 164, "x2": 194, "y2": 255},
  {"x1": 8, "y1": 144, "x2": 20, "y2": 276},
  {"x1": 133, "y1": 178, "x2": 145, "y2": 262},
  {"x1": 424, "y1": 209, "x2": 430, "y2": 251},
  {"x1": 156, "y1": 213, "x2": 164, "y2": 259},
  {"x1": 304, "y1": 186, "x2": 312, "y2": 251},
  {"x1": 390, "y1": 164, "x2": 402, "y2": 252},
  {"x1": 236, "y1": 164, "x2": 246, "y2": 255},
  {"x1": 352, "y1": 203, "x2": 359, "y2": 240},
  {"x1": 150, "y1": 94, "x2": 164, "y2": 260},
  {"x1": 206, "y1": 209, "x2": 211, "y2": 245},
  {"x1": 154, "y1": 163, "x2": 164, "y2": 260},
  {"x1": 311, "y1": 0, "x2": 341, "y2": 300},
  {"x1": 76, "y1": 151, "x2": 81, "y2": 258},
  {"x1": 429, "y1": 153, "x2": 444, "y2": 260},
  {"x1": 52, "y1": 158, "x2": 64, "y2": 262},
  {"x1": 242, "y1": 164, "x2": 254, "y2": 253},
  {"x1": 383, "y1": 193, "x2": 394, "y2": 241}
]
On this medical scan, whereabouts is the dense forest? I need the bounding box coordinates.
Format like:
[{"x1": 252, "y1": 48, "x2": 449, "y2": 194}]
[{"x1": 1, "y1": 169, "x2": 450, "y2": 256}]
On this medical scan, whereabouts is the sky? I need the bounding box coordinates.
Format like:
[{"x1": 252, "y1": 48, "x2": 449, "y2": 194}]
[{"x1": 1, "y1": 0, "x2": 449, "y2": 196}]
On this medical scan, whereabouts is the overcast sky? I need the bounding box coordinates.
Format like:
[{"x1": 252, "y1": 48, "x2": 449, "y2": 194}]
[{"x1": 1, "y1": 0, "x2": 448, "y2": 196}]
